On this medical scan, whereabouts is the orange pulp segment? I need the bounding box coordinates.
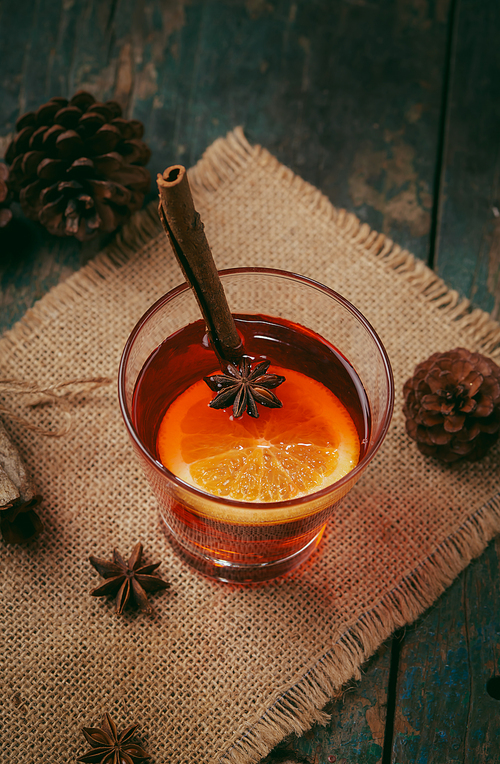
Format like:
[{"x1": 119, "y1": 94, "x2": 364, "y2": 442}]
[{"x1": 157, "y1": 367, "x2": 360, "y2": 503}]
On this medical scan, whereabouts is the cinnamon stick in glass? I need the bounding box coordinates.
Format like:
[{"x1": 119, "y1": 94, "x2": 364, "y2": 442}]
[{"x1": 157, "y1": 165, "x2": 243, "y2": 364}]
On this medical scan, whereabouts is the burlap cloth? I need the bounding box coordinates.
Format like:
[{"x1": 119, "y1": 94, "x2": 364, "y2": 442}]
[{"x1": 1, "y1": 128, "x2": 500, "y2": 764}]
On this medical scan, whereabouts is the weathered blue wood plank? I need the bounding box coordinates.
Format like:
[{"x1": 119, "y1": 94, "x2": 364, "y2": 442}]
[
  {"x1": 434, "y1": 0, "x2": 500, "y2": 318},
  {"x1": 0, "y1": 0, "x2": 450, "y2": 273},
  {"x1": 264, "y1": 644, "x2": 391, "y2": 764},
  {"x1": 390, "y1": 538, "x2": 500, "y2": 763}
]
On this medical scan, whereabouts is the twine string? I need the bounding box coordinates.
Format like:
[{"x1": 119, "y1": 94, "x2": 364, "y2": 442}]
[{"x1": 0, "y1": 377, "x2": 113, "y2": 437}]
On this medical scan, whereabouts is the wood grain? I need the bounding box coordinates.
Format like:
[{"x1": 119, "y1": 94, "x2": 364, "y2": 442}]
[
  {"x1": 265, "y1": 645, "x2": 391, "y2": 764},
  {"x1": 435, "y1": 0, "x2": 500, "y2": 318},
  {"x1": 390, "y1": 538, "x2": 500, "y2": 763},
  {"x1": 1, "y1": 0, "x2": 451, "y2": 332}
]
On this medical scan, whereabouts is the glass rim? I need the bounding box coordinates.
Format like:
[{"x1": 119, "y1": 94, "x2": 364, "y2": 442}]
[{"x1": 118, "y1": 266, "x2": 395, "y2": 510}]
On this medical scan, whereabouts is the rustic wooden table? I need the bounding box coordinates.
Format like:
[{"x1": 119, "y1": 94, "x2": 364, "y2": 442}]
[{"x1": 1, "y1": 1, "x2": 499, "y2": 762}]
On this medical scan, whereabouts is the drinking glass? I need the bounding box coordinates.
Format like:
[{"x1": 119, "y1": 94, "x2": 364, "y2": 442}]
[{"x1": 119, "y1": 268, "x2": 394, "y2": 583}]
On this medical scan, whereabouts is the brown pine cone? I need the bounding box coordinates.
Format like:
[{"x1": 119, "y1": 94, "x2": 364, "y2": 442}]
[
  {"x1": 0, "y1": 162, "x2": 13, "y2": 228},
  {"x1": 5, "y1": 91, "x2": 151, "y2": 241},
  {"x1": 403, "y1": 348, "x2": 500, "y2": 463}
]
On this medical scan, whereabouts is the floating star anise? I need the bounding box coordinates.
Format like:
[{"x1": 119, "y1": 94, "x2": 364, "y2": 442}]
[
  {"x1": 89, "y1": 542, "x2": 170, "y2": 614},
  {"x1": 204, "y1": 358, "x2": 286, "y2": 418},
  {"x1": 78, "y1": 712, "x2": 149, "y2": 764}
]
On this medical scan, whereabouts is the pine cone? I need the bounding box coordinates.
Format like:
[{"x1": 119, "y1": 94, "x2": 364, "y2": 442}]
[
  {"x1": 0, "y1": 162, "x2": 13, "y2": 228},
  {"x1": 0, "y1": 495, "x2": 43, "y2": 545},
  {"x1": 403, "y1": 348, "x2": 500, "y2": 463},
  {"x1": 5, "y1": 91, "x2": 151, "y2": 241}
]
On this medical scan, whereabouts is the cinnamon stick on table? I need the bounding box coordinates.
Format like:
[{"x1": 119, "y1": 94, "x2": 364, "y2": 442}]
[{"x1": 157, "y1": 165, "x2": 243, "y2": 364}]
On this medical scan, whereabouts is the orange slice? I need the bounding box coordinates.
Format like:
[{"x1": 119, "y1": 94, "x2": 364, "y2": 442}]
[{"x1": 157, "y1": 367, "x2": 360, "y2": 504}]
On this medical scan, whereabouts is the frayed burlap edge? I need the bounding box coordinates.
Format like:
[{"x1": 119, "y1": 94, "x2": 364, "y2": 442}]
[
  {"x1": 1, "y1": 127, "x2": 500, "y2": 764},
  {"x1": 221, "y1": 494, "x2": 500, "y2": 764},
  {"x1": 2, "y1": 126, "x2": 500, "y2": 363}
]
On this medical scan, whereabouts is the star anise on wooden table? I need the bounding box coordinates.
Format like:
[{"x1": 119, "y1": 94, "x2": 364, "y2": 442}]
[
  {"x1": 204, "y1": 358, "x2": 286, "y2": 418},
  {"x1": 89, "y1": 542, "x2": 170, "y2": 615},
  {"x1": 78, "y1": 712, "x2": 149, "y2": 764}
]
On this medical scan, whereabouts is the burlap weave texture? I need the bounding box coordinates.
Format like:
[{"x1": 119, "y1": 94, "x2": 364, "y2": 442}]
[{"x1": 1, "y1": 128, "x2": 500, "y2": 764}]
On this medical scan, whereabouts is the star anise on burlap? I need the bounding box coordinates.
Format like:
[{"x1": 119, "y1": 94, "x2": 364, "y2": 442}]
[
  {"x1": 403, "y1": 347, "x2": 500, "y2": 463},
  {"x1": 4, "y1": 90, "x2": 150, "y2": 241},
  {"x1": 204, "y1": 358, "x2": 286, "y2": 418},
  {"x1": 78, "y1": 713, "x2": 149, "y2": 764},
  {"x1": 89, "y1": 542, "x2": 170, "y2": 614}
]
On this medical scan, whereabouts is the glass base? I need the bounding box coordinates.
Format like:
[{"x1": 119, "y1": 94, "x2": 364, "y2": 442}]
[{"x1": 160, "y1": 512, "x2": 326, "y2": 584}]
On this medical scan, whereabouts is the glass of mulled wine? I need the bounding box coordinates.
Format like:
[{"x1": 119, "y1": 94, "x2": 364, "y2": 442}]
[{"x1": 119, "y1": 268, "x2": 394, "y2": 583}]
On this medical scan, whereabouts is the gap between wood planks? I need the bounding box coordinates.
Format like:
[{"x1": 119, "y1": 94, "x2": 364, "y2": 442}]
[
  {"x1": 428, "y1": 0, "x2": 459, "y2": 272},
  {"x1": 381, "y1": 629, "x2": 405, "y2": 764}
]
